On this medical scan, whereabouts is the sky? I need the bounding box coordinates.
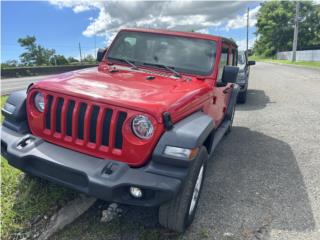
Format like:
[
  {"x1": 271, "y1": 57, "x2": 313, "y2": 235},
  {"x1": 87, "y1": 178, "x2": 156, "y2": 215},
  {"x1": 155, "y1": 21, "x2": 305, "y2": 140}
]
[{"x1": 1, "y1": 0, "x2": 261, "y2": 63}]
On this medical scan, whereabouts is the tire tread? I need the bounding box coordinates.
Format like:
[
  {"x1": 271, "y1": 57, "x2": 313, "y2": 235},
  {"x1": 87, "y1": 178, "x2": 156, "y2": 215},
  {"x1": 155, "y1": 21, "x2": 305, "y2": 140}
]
[{"x1": 158, "y1": 147, "x2": 208, "y2": 232}]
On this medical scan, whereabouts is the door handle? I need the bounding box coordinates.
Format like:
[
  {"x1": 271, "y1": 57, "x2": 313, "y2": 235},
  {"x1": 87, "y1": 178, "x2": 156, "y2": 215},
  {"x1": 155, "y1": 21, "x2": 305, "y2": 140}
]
[
  {"x1": 223, "y1": 87, "x2": 231, "y2": 94},
  {"x1": 223, "y1": 84, "x2": 234, "y2": 94}
]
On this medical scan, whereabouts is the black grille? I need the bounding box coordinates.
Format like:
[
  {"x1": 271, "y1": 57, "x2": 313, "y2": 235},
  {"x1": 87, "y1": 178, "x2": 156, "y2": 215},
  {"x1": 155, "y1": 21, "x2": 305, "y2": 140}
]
[
  {"x1": 45, "y1": 96, "x2": 53, "y2": 129},
  {"x1": 89, "y1": 106, "x2": 100, "y2": 143},
  {"x1": 101, "y1": 109, "x2": 113, "y2": 146},
  {"x1": 66, "y1": 100, "x2": 75, "y2": 136},
  {"x1": 77, "y1": 103, "x2": 87, "y2": 140},
  {"x1": 115, "y1": 112, "x2": 127, "y2": 149},
  {"x1": 55, "y1": 98, "x2": 64, "y2": 133},
  {"x1": 44, "y1": 95, "x2": 127, "y2": 150}
]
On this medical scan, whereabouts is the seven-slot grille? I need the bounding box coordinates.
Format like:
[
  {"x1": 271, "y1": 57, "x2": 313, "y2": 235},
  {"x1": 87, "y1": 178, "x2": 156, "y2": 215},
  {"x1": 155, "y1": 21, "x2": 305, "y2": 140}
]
[{"x1": 43, "y1": 94, "x2": 127, "y2": 151}]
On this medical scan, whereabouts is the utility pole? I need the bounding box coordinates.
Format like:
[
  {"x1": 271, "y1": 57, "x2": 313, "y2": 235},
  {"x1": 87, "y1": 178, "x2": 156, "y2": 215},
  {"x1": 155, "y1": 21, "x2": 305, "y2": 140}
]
[
  {"x1": 79, "y1": 42, "x2": 83, "y2": 64},
  {"x1": 246, "y1": 7, "x2": 249, "y2": 53},
  {"x1": 292, "y1": 1, "x2": 300, "y2": 62},
  {"x1": 94, "y1": 21, "x2": 96, "y2": 57}
]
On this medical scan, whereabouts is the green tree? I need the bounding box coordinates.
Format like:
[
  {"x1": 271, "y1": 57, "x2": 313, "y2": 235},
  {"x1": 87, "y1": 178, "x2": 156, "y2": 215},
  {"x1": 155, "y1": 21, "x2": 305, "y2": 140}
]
[
  {"x1": 18, "y1": 35, "x2": 56, "y2": 66},
  {"x1": 82, "y1": 54, "x2": 96, "y2": 63},
  {"x1": 254, "y1": 1, "x2": 320, "y2": 57},
  {"x1": 1, "y1": 60, "x2": 18, "y2": 68},
  {"x1": 50, "y1": 55, "x2": 68, "y2": 65},
  {"x1": 67, "y1": 57, "x2": 79, "y2": 64}
]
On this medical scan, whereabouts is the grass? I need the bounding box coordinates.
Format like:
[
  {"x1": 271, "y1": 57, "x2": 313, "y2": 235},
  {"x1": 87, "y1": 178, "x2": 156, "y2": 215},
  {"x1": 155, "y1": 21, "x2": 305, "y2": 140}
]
[
  {"x1": 1, "y1": 95, "x2": 78, "y2": 239},
  {"x1": 50, "y1": 202, "x2": 182, "y2": 240},
  {"x1": 0, "y1": 96, "x2": 7, "y2": 122},
  {"x1": 249, "y1": 56, "x2": 320, "y2": 69}
]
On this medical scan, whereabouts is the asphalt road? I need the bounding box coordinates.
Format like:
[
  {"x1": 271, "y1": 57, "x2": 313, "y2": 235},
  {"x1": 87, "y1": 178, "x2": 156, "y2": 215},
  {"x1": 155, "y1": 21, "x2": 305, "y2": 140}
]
[
  {"x1": 186, "y1": 62, "x2": 320, "y2": 240},
  {"x1": 50, "y1": 62, "x2": 320, "y2": 240},
  {"x1": 1, "y1": 75, "x2": 54, "y2": 96}
]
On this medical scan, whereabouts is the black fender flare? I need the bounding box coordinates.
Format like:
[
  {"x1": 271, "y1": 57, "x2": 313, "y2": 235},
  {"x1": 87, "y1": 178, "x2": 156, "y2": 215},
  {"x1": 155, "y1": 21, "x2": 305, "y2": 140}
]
[
  {"x1": 225, "y1": 84, "x2": 240, "y2": 120},
  {"x1": 1, "y1": 90, "x2": 29, "y2": 133},
  {"x1": 151, "y1": 111, "x2": 214, "y2": 167}
]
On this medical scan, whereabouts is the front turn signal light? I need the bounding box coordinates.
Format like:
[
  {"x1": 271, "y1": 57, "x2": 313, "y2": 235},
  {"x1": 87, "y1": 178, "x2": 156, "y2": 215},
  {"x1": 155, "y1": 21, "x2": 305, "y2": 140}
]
[{"x1": 164, "y1": 146, "x2": 199, "y2": 160}]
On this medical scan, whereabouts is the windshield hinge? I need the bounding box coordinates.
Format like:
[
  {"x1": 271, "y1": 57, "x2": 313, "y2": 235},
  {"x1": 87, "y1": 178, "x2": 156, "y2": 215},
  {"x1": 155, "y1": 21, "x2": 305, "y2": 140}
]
[{"x1": 163, "y1": 112, "x2": 173, "y2": 130}]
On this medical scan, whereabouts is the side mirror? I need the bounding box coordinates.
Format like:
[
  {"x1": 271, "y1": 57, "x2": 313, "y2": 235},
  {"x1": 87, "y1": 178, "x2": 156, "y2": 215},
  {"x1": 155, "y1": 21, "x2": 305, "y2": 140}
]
[
  {"x1": 248, "y1": 60, "x2": 256, "y2": 66},
  {"x1": 221, "y1": 66, "x2": 239, "y2": 84},
  {"x1": 97, "y1": 48, "x2": 107, "y2": 62}
]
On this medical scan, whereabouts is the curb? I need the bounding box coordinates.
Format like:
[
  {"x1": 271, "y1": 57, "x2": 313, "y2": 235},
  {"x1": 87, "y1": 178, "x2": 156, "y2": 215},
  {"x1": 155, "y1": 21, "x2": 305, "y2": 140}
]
[{"x1": 38, "y1": 195, "x2": 96, "y2": 240}]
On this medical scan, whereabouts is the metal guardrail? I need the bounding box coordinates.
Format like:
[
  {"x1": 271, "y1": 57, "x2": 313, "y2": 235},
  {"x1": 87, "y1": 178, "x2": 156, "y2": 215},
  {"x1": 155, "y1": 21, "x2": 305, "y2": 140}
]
[{"x1": 1, "y1": 64, "x2": 98, "y2": 79}]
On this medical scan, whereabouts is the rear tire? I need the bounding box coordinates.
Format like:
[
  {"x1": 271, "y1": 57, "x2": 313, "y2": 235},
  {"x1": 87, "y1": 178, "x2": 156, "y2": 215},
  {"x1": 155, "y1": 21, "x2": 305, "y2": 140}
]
[
  {"x1": 158, "y1": 147, "x2": 208, "y2": 232},
  {"x1": 237, "y1": 90, "x2": 247, "y2": 104}
]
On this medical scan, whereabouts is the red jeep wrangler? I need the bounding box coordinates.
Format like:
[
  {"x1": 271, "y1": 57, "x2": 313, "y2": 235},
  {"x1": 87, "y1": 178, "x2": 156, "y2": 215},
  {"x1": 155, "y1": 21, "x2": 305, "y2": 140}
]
[{"x1": 1, "y1": 28, "x2": 239, "y2": 232}]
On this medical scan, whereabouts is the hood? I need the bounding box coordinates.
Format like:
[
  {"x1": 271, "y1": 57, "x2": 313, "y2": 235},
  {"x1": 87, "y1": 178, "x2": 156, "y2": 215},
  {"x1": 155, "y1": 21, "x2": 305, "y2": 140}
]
[
  {"x1": 32, "y1": 66, "x2": 211, "y2": 122},
  {"x1": 238, "y1": 64, "x2": 245, "y2": 71}
]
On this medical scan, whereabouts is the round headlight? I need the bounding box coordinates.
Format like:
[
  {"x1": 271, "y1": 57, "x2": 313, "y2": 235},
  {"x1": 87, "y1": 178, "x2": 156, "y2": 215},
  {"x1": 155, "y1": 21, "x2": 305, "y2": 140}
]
[
  {"x1": 132, "y1": 115, "x2": 154, "y2": 139},
  {"x1": 34, "y1": 92, "x2": 45, "y2": 112}
]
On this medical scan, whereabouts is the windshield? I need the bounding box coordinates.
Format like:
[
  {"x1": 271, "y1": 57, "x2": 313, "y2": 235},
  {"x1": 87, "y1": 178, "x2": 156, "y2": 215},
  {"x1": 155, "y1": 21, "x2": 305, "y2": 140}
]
[
  {"x1": 107, "y1": 31, "x2": 217, "y2": 76},
  {"x1": 238, "y1": 52, "x2": 246, "y2": 65}
]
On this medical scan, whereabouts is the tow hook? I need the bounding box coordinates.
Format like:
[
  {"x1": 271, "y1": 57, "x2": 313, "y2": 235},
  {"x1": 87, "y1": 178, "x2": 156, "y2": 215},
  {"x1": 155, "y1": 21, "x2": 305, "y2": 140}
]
[{"x1": 16, "y1": 136, "x2": 35, "y2": 150}]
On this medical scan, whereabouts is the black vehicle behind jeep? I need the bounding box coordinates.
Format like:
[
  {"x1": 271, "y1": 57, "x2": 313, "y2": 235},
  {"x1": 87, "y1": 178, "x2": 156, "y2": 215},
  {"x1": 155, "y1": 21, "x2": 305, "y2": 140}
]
[{"x1": 236, "y1": 50, "x2": 255, "y2": 103}]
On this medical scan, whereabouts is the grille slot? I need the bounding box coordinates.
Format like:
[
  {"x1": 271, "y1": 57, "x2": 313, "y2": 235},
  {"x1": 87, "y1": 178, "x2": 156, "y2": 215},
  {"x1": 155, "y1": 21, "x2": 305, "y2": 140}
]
[
  {"x1": 55, "y1": 98, "x2": 64, "y2": 133},
  {"x1": 101, "y1": 109, "x2": 113, "y2": 146},
  {"x1": 115, "y1": 112, "x2": 127, "y2": 149},
  {"x1": 66, "y1": 100, "x2": 75, "y2": 136},
  {"x1": 45, "y1": 96, "x2": 53, "y2": 129},
  {"x1": 89, "y1": 106, "x2": 100, "y2": 143},
  {"x1": 77, "y1": 103, "x2": 87, "y2": 140}
]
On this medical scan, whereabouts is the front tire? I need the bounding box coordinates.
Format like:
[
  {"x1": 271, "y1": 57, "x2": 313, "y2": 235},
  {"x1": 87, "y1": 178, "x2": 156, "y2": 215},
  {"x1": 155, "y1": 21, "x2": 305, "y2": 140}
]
[{"x1": 158, "y1": 147, "x2": 208, "y2": 232}]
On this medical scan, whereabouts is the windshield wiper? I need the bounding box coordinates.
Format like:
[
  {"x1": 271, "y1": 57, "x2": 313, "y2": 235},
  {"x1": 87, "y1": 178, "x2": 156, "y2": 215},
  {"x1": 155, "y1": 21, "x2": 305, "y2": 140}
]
[
  {"x1": 142, "y1": 62, "x2": 181, "y2": 78},
  {"x1": 108, "y1": 57, "x2": 139, "y2": 70}
]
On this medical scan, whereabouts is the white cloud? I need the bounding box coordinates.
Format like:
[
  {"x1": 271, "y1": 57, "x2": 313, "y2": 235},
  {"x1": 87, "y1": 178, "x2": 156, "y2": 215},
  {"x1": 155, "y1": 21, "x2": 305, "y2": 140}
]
[
  {"x1": 236, "y1": 38, "x2": 255, "y2": 50},
  {"x1": 73, "y1": 4, "x2": 92, "y2": 13},
  {"x1": 49, "y1": 0, "x2": 256, "y2": 41},
  {"x1": 226, "y1": 5, "x2": 260, "y2": 30},
  {"x1": 50, "y1": 0, "x2": 103, "y2": 13},
  {"x1": 196, "y1": 28, "x2": 210, "y2": 34}
]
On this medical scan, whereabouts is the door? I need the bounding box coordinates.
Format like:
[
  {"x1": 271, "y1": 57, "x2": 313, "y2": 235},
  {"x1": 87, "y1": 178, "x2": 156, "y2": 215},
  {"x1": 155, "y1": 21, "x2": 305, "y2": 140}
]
[{"x1": 209, "y1": 44, "x2": 234, "y2": 126}]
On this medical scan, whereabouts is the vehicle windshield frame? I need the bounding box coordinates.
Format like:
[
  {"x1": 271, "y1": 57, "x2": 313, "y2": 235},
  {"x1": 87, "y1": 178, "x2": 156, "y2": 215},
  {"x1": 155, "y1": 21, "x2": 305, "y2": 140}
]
[
  {"x1": 106, "y1": 30, "x2": 218, "y2": 76},
  {"x1": 238, "y1": 51, "x2": 246, "y2": 65}
]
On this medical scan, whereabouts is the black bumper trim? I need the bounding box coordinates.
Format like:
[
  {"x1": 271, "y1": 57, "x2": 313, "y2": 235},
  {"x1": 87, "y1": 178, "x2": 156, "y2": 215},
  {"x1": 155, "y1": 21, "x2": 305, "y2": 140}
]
[{"x1": 1, "y1": 126, "x2": 182, "y2": 207}]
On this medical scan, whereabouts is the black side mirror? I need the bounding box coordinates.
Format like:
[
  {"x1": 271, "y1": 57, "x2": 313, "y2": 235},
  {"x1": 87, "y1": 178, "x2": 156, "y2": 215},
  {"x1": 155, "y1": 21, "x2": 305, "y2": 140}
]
[
  {"x1": 97, "y1": 48, "x2": 107, "y2": 62},
  {"x1": 248, "y1": 60, "x2": 256, "y2": 66},
  {"x1": 221, "y1": 66, "x2": 239, "y2": 84}
]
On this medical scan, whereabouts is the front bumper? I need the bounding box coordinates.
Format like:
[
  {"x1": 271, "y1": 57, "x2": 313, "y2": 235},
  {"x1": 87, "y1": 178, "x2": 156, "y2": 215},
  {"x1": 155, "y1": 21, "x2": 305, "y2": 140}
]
[{"x1": 1, "y1": 126, "x2": 181, "y2": 207}]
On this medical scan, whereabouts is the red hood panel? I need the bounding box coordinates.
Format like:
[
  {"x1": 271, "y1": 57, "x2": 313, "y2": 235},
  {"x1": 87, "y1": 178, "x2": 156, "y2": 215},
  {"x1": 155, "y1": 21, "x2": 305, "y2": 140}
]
[{"x1": 33, "y1": 67, "x2": 211, "y2": 122}]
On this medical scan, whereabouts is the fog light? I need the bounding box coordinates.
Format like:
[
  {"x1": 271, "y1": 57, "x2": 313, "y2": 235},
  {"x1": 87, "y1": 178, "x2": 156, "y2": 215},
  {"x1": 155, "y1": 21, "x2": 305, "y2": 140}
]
[{"x1": 129, "y1": 186, "x2": 143, "y2": 198}]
